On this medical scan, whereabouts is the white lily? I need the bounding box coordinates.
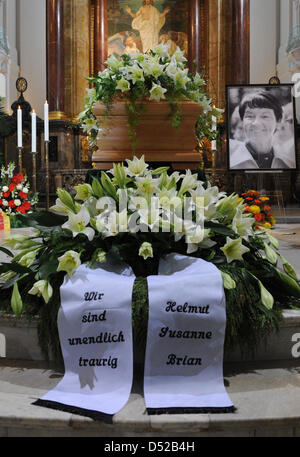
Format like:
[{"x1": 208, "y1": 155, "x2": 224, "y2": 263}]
[
  {"x1": 139, "y1": 241, "x2": 154, "y2": 260},
  {"x1": 126, "y1": 155, "x2": 148, "y2": 177},
  {"x1": 128, "y1": 64, "x2": 145, "y2": 84},
  {"x1": 116, "y1": 77, "x2": 130, "y2": 92},
  {"x1": 131, "y1": 52, "x2": 146, "y2": 64},
  {"x1": 153, "y1": 43, "x2": 170, "y2": 58},
  {"x1": 186, "y1": 225, "x2": 205, "y2": 254},
  {"x1": 136, "y1": 174, "x2": 160, "y2": 194},
  {"x1": 158, "y1": 188, "x2": 182, "y2": 212},
  {"x1": 173, "y1": 46, "x2": 187, "y2": 64},
  {"x1": 220, "y1": 237, "x2": 250, "y2": 263},
  {"x1": 221, "y1": 271, "x2": 236, "y2": 290},
  {"x1": 165, "y1": 62, "x2": 178, "y2": 79},
  {"x1": 232, "y1": 208, "x2": 254, "y2": 240},
  {"x1": 193, "y1": 73, "x2": 205, "y2": 87},
  {"x1": 74, "y1": 183, "x2": 93, "y2": 201},
  {"x1": 57, "y1": 250, "x2": 81, "y2": 278},
  {"x1": 174, "y1": 68, "x2": 190, "y2": 89},
  {"x1": 149, "y1": 83, "x2": 167, "y2": 102},
  {"x1": 198, "y1": 96, "x2": 212, "y2": 113},
  {"x1": 81, "y1": 117, "x2": 98, "y2": 134},
  {"x1": 106, "y1": 54, "x2": 122, "y2": 71},
  {"x1": 62, "y1": 206, "x2": 95, "y2": 241},
  {"x1": 28, "y1": 280, "x2": 53, "y2": 304},
  {"x1": 178, "y1": 170, "x2": 198, "y2": 196}
]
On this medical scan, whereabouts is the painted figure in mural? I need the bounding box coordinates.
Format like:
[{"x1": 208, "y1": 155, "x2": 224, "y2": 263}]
[
  {"x1": 124, "y1": 35, "x2": 139, "y2": 54},
  {"x1": 125, "y1": 0, "x2": 171, "y2": 53}
]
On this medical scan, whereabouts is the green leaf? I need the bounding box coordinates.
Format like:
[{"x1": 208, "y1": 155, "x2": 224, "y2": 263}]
[
  {"x1": 0, "y1": 262, "x2": 33, "y2": 275},
  {"x1": 151, "y1": 167, "x2": 170, "y2": 175},
  {"x1": 56, "y1": 188, "x2": 76, "y2": 213},
  {"x1": 17, "y1": 211, "x2": 67, "y2": 228},
  {"x1": 276, "y1": 269, "x2": 300, "y2": 298},
  {"x1": 38, "y1": 259, "x2": 59, "y2": 280},
  {"x1": 101, "y1": 172, "x2": 118, "y2": 199},
  {"x1": 92, "y1": 178, "x2": 105, "y2": 198},
  {"x1": 0, "y1": 247, "x2": 13, "y2": 258},
  {"x1": 11, "y1": 282, "x2": 23, "y2": 317},
  {"x1": 205, "y1": 221, "x2": 236, "y2": 237}
]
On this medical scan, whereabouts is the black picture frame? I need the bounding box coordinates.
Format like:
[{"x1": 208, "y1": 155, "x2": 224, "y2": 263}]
[{"x1": 226, "y1": 84, "x2": 298, "y2": 171}]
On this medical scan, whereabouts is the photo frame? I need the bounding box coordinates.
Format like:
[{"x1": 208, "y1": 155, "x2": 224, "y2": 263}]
[{"x1": 226, "y1": 84, "x2": 297, "y2": 171}]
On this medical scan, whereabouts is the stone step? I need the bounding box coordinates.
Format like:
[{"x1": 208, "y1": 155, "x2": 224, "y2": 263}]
[
  {"x1": 0, "y1": 358, "x2": 299, "y2": 437},
  {"x1": 0, "y1": 310, "x2": 299, "y2": 363}
]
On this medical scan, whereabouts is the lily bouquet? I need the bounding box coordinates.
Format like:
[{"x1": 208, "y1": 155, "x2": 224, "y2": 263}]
[
  {"x1": 78, "y1": 44, "x2": 222, "y2": 148},
  {"x1": 0, "y1": 157, "x2": 299, "y2": 360}
]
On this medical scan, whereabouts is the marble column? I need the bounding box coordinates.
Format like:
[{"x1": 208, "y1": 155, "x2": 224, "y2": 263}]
[
  {"x1": 208, "y1": 0, "x2": 233, "y2": 108},
  {"x1": 94, "y1": 0, "x2": 107, "y2": 74},
  {"x1": 231, "y1": 0, "x2": 250, "y2": 84},
  {"x1": 46, "y1": 0, "x2": 66, "y2": 119},
  {"x1": 189, "y1": 0, "x2": 209, "y2": 73}
]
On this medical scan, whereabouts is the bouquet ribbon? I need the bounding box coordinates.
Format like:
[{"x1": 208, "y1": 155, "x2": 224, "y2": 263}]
[
  {"x1": 34, "y1": 254, "x2": 234, "y2": 420},
  {"x1": 144, "y1": 254, "x2": 235, "y2": 414},
  {"x1": 33, "y1": 261, "x2": 135, "y2": 422}
]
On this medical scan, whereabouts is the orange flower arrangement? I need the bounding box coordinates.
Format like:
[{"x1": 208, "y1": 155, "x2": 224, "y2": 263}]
[{"x1": 240, "y1": 190, "x2": 276, "y2": 229}]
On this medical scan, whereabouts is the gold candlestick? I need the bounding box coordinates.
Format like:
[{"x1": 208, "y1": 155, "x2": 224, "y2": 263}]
[
  {"x1": 44, "y1": 140, "x2": 50, "y2": 210},
  {"x1": 18, "y1": 147, "x2": 23, "y2": 173},
  {"x1": 31, "y1": 151, "x2": 37, "y2": 194}
]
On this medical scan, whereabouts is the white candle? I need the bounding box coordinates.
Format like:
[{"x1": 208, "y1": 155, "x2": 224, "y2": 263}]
[
  {"x1": 17, "y1": 106, "x2": 22, "y2": 147},
  {"x1": 44, "y1": 100, "x2": 49, "y2": 142},
  {"x1": 31, "y1": 110, "x2": 37, "y2": 152}
]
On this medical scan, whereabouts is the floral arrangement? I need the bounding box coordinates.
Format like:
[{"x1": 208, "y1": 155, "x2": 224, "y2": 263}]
[
  {"x1": 78, "y1": 44, "x2": 222, "y2": 148},
  {"x1": 0, "y1": 157, "x2": 299, "y2": 361},
  {"x1": 0, "y1": 163, "x2": 38, "y2": 216},
  {"x1": 239, "y1": 190, "x2": 276, "y2": 229}
]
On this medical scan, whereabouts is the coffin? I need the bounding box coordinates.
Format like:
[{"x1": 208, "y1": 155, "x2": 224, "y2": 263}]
[{"x1": 92, "y1": 100, "x2": 203, "y2": 170}]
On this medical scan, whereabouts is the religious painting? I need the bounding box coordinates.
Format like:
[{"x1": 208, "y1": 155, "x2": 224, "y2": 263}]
[
  {"x1": 107, "y1": 0, "x2": 189, "y2": 58},
  {"x1": 226, "y1": 84, "x2": 297, "y2": 171}
]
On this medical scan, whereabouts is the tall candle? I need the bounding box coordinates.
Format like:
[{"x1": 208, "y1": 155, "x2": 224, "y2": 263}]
[
  {"x1": 17, "y1": 106, "x2": 22, "y2": 147},
  {"x1": 31, "y1": 110, "x2": 36, "y2": 152},
  {"x1": 44, "y1": 100, "x2": 49, "y2": 142}
]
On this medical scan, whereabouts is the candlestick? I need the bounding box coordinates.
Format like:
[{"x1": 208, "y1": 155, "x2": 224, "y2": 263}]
[
  {"x1": 211, "y1": 113, "x2": 217, "y2": 151},
  {"x1": 18, "y1": 147, "x2": 23, "y2": 173},
  {"x1": 45, "y1": 140, "x2": 50, "y2": 210},
  {"x1": 31, "y1": 150, "x2": 37, "y2": 194},
  {"x1": 44, "y1": 100, "x2": 49, "y2": 142},
  {"x1": 17, "y1": 106, "x2": 22, "y2": 148},
  {"x1": 31, "y1": 110, "x2": 36, "y2": 153}
]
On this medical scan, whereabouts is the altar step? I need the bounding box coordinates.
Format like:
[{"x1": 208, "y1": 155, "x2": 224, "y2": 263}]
[{"x1": 0, "y1": 358, "x2": 299, "y2": 437}]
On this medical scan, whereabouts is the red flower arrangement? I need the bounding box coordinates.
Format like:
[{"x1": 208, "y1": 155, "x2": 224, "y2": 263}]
[
  {"x1": 0, "y1": 163, "x2": 38, "y2": 216},
  {"x1": 239, "y1": 190, "x2": 276, "y2": 230}
]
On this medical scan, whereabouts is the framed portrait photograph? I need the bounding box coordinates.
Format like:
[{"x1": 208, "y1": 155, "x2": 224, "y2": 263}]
[{"x1": 226, "y1": 84, "x2": 297, "y2": 171}]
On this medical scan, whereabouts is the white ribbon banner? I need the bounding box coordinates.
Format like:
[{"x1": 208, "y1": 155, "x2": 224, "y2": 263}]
[
  {"x1": 34, "y1": 260, "x2": 135, "y2": 421},
  {"x1": 144, "y1": 253, "x2": 234, "y2": 414}
]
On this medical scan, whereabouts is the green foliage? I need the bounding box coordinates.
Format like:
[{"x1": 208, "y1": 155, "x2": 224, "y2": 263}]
[{"x1": 79, "y1": 48, "x2": 223, "y2": 149}]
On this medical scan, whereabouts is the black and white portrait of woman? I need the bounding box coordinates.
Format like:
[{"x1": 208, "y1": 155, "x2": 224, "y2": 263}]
[{"x1": 226, "y1": 85, "x2": 297, "y2": 171}]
